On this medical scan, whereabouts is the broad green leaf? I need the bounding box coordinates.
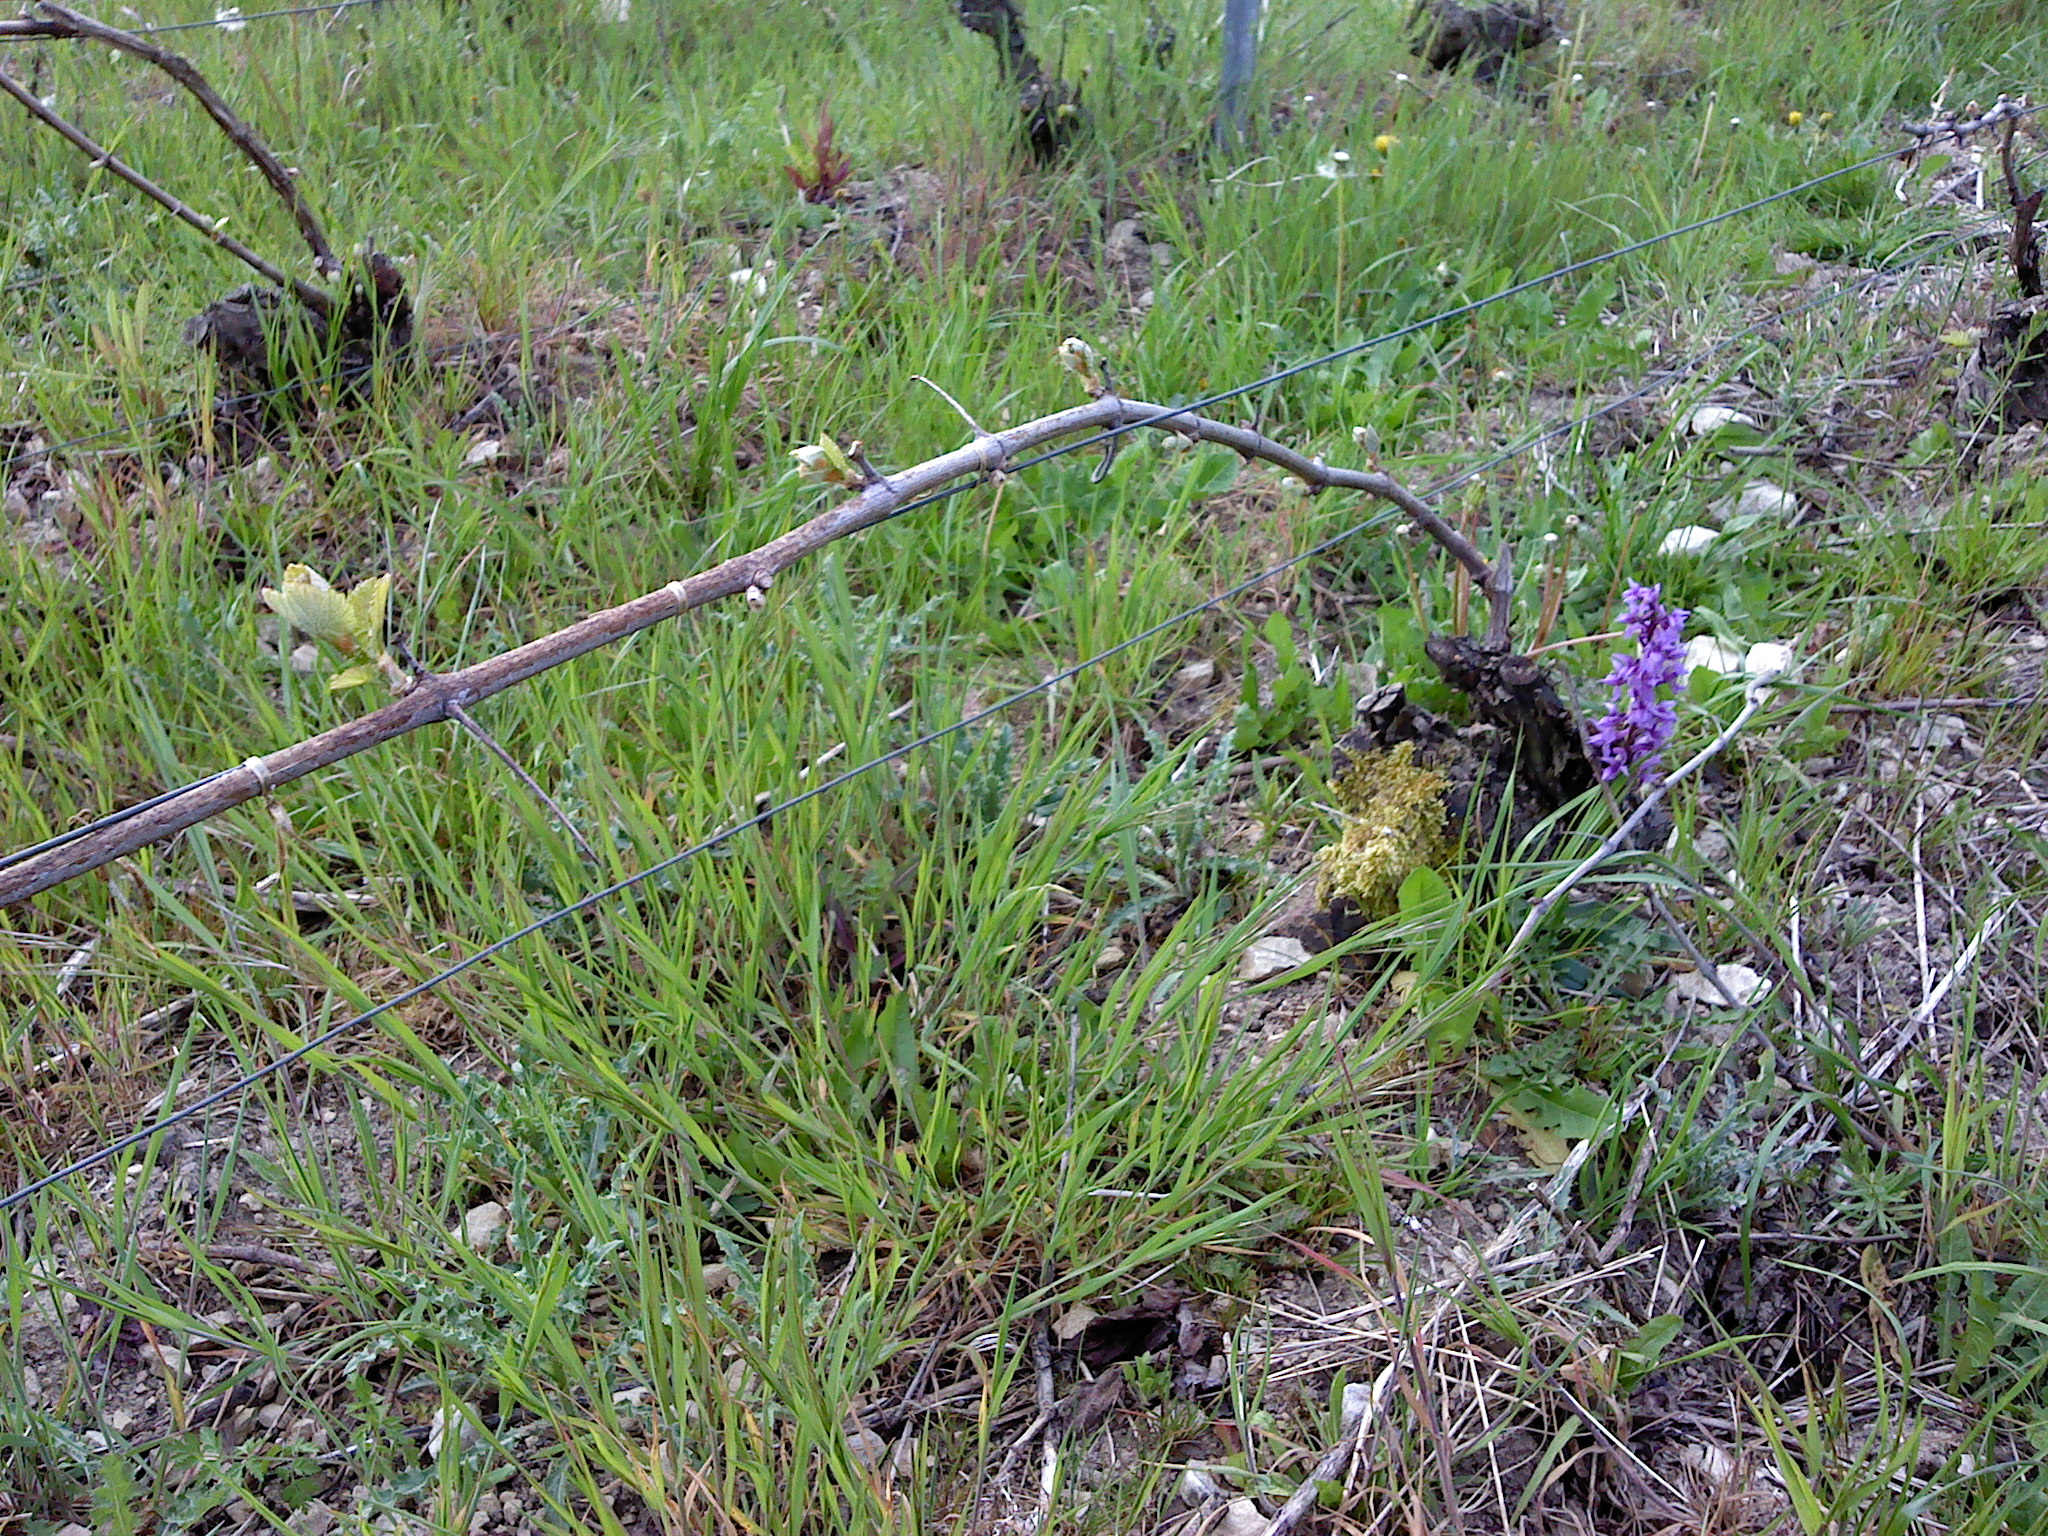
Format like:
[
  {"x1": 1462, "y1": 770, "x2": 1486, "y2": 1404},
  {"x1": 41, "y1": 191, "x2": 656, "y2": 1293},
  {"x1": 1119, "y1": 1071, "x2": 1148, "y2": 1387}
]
[
  {"x1": 344, "y1": 572, "x2": 391, "y2": 657},
  {"x1": 1181, "y1": 448, "x2": 1242, "y2": 501},
  {"x1": 1501, "y1": 1080, "x2": 1615, "y2": 1141},
  {"x1": 1618, "y1": 1314, "x2": 1684, "y2": 1387},
  {"x1": 261, "y1": 564, "x2": 356, "y2": 649},
  {"x1": 1413, "y1": 984, "x2": 1481, "y2": 1056},
  {"x1": 792, "y1": 433, "x2": 861, "y2": 487},
  {"x1": 1566, "y1": 274, "x2": 1618, "y2": 331},
  {"x1": 1397, "y1": 865, "x2": 1454, "y2": 921}
]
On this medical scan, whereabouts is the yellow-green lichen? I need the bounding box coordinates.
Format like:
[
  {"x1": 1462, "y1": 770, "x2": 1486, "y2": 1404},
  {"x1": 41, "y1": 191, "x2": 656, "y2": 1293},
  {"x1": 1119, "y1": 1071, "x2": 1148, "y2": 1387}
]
[{"x1": 1316, "y1": 743, "x2": 1450, "y2": 917}]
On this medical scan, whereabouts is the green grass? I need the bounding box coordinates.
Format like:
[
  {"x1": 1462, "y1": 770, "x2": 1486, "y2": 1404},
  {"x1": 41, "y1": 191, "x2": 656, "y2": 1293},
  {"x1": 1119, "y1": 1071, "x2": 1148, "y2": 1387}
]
[{"x1": 5, "y1": 0, "x2": 2048, "y2": 1529}]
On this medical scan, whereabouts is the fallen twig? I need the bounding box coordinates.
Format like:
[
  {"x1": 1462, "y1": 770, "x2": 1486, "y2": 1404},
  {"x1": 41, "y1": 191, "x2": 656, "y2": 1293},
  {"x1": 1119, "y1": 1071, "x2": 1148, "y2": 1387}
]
[
  {"x1": 1264, "y1": 1213, "x2": 1551, "y2": 1535},
  {"x1": 203, "y1": 1241, "x2": 342, "y2": 1280},
  {"x1": 1864, "y1": 902, "x2": 2011, "y2": 1081},
  {"x1": 1828, "y1": 693, "x2": 2042, "y2": 714},
  {"x1": 0, "y1": 395, "x2": 1495, "y2": 907},
  {"x1": 1262, "y1": 1367, "x2": 1388, "y2": 1536}
]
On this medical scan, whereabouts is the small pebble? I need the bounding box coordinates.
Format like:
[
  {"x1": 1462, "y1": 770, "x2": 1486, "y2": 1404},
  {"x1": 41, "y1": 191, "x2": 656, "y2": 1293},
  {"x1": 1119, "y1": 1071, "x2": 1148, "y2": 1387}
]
[
  {"x1": 460, "y1": 1201, "x2": 510, "y2": 1254},
  {"x1": 1658, "y1": 524, "x2": 1718, "y2": 556},
  {"x1": 1710, "y1": 479, "x2": 1800, "y2": 522},
  {"x1": 1669, "y1": 963, "x2": 1770, "y2": 1008},
  {"x1": 1237, "y1": 936, "x2": 1311, "y2": 983},
  {"x1": 1683, "y1": 404, "x2": 1758, "y2": 436},
  {"x1": 1179, "y1": 1467, "x2": 1224, "y2": 1503}
]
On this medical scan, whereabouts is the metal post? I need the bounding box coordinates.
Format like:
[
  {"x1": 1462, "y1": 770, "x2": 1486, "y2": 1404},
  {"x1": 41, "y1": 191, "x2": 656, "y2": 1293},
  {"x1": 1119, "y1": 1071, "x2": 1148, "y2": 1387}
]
[{"x1": 1217, "y1": 0, "x2": 1261, "y2": 148}]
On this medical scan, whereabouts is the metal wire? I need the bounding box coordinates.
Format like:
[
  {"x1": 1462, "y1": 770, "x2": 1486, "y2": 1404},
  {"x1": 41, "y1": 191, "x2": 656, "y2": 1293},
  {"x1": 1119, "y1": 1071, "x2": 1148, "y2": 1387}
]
[
  {"x1": 0, "y1": 769, "x2": 245, "y2": 878},
  {"x1": 0, "y1": 227, "x2": 1961, "y2": 1214},
  {"x1": 1, "y1": 291, "x2": 640, "y2": 478},
  {"x1": 139, "y1": 0, "x2": 389, "y2": 32},
  {"x1": 5, "y1": 122, "x2": 1951, "y2": 482},
  {"x1": 0, "y1": 134, "x2": 1957, "y2": 866},
  {"x1": 0, "y1": 297, "x2": 664, "y2": 879},
  {"x1": 4, "y1": 0, "x2": 394, "y2": 38},
  {"x1": 958, "y1": 134, "x2": 1968, "y2": 481},
  {"x1": 2, "y1": 266, "x2": 85, "y2": 293}
]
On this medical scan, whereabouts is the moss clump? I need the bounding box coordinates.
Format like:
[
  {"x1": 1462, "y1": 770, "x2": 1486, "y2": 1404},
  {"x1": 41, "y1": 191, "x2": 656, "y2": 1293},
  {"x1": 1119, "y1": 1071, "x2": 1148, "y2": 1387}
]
[{"x1": 1316, "y1": 743, "x2": 1450, "y2": 918}]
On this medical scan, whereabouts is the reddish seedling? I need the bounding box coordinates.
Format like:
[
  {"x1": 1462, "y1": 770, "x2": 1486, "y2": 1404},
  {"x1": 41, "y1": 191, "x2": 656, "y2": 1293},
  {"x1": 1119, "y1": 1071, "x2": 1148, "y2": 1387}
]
[{"x1": 786, "y1": 103, "x2": 855, "y2": 205}]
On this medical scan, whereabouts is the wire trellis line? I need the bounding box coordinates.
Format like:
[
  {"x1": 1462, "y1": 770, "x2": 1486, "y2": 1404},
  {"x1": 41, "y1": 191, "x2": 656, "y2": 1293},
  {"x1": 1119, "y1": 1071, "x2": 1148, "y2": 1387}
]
[
  {"x1": 0, "y1": 0, "x2": 390, "y2": 41},
  {"x1": 0, "y1": 128, "x2": 1980, "y2": 875},
  {"x1": 949, "y1": 120, "x2": 2041, "y2": 482},
  {"x1": 4, "y1": 130, "x2": 1940, "y2": 479},
  {"x1": 0, "y1": 390, "x2": 1491, "y2": 904},
  {"x1": 0, "y1": 223, "x2": 1964, "y2": 1213},
  {"x1": 135, "y1": 0, "x2": 390, "y2": 34}
]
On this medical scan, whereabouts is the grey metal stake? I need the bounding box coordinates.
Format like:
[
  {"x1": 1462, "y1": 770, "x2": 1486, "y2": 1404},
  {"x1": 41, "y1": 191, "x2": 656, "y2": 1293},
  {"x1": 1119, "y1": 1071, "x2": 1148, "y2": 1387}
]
[{"x1": 1216, "y1": 0, "x2": 1262, "y2": 147}]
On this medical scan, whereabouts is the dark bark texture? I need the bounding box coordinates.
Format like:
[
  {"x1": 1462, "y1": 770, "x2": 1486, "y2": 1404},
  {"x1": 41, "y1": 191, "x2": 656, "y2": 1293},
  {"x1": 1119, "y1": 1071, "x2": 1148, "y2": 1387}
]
[
  {"x1": 953, "y1": 0, "x2": 1083, "y2": 158},
  {"x1": 1958, "y1": 299, "x2": 2048, "y2": 434},
  {"x1": 1407, "y1": 0, "x2": 1555, "y2": 81},
  {"x1": 183, "y1": 251, "x2": 415, "y2": 455}
]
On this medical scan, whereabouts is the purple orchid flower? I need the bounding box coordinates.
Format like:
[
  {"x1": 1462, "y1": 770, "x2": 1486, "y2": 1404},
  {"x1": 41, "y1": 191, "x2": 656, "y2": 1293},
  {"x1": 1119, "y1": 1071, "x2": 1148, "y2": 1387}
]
[{"x1": 1588, "y1": 582, "x2": 1688, "y2": 784}]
